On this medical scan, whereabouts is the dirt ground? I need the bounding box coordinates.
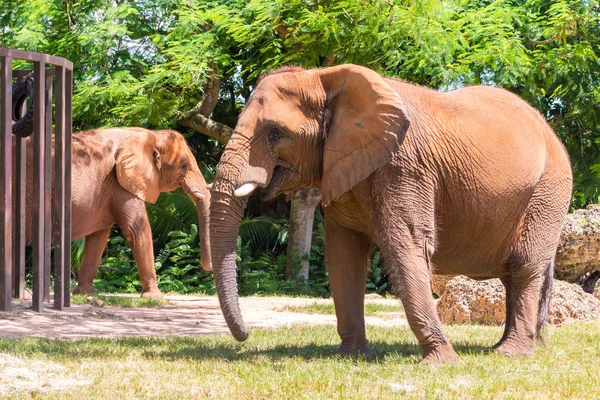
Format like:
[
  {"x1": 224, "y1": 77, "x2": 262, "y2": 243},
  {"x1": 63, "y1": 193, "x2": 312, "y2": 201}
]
[
  {"x1": 0, "y1": 295, "x2": 406, "y2": 396},
  {"x1": 0, "y1": 294, "x2": 406, "y2": 340}
]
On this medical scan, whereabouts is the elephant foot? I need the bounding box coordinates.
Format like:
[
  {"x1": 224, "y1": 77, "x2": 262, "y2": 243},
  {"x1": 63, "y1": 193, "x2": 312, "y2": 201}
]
[
  {"x1": 336, "y1": 341, "x2": 373, "y2": 359},
  {"x1": 73, "y1": 286, "x2": 97, "y2": 296},
  {"x1": 493, "y1": 339, "x2": 534, "y2": 357},
  {"x1": 141, "y1": 289, "x2": 164, "y2": 299},
  {"x1": 422, "y1": 343, "x2": 459, "y2": 364}
]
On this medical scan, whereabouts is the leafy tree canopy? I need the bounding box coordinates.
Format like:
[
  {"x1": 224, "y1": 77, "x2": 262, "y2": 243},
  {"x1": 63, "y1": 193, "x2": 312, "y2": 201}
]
[{"x1": 2, "y1": 0, "x2": 600, "y2": 207}]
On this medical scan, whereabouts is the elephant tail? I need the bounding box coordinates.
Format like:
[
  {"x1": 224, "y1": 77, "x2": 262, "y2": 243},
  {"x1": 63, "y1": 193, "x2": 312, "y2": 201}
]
[{"x1": 535, "y1": 259, "x2": 554, "y2": 345}]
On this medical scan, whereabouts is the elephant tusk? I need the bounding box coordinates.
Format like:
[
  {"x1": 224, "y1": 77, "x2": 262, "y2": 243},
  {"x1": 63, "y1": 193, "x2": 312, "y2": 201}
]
[
  {"x1": 192, "y1": 191, "x2": 205, "y2": 199},
  {"x1": 234, "y1": 183, "x2": 258, "y2": 197},
  {"x1": 206, "y1": 183, "x2": 213, "y2": 190}
]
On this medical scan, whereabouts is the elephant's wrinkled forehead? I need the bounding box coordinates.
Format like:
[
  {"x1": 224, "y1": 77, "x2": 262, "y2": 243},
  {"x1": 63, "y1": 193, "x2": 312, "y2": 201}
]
[
  {"x1": 156, "y1": 130, "x2": 193, "y2": 160},
  {"x1": 255, "y1": 71, "x2": 321, "y2": 103},
  {"x1": 239, "y1": 72, "x2": 323, "y2": 128}
]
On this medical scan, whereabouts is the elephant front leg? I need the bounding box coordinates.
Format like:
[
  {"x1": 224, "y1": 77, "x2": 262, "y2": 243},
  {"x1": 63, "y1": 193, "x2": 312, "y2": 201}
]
[
  {"x1": 383, "y1": 245, "x2": 458, "y2": 363},
  {"x1": 73, "y1": 228, "x2": 112, "y2": 296},
  {"x1": 116, "y1": 201, "x2": 163, "y2": 299},
  {"x1": 325, "y1": 217, "x2": 372, "y2": 358}
]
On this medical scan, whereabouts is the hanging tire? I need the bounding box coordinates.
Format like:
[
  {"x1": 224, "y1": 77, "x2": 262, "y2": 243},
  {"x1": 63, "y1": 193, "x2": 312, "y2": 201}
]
[{"x1": 11, "y1": 77, "x2": 48, "y2": 137}]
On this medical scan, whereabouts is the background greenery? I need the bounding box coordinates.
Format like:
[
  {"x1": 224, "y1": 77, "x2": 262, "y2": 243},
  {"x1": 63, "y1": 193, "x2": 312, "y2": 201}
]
[{"x1": 2, "y1": 0, "x2": 599, "y2": 295}]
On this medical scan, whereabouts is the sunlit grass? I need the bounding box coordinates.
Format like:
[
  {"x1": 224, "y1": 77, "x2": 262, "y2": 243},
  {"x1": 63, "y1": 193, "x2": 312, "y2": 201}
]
[
  {"x1": 70, "y1": 294, "x2": 168, "y2": 308},
  {"x1": 1, "y1": 322, "x2": 598, "y2": 399},
  {"x1": 282, "y1": 302, "x2": 403, "y2": 316}
]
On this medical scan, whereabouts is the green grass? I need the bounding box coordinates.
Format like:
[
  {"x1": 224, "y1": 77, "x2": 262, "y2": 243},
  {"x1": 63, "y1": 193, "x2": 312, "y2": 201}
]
[
  {"x1": 283, "y1": 302, "x2": 403, "y2": 316},
  {"x1": 70, "y1": 294, "x2": 168, "y2": 308},
  {"x1": 1, "y1": 322, "x2": 599, "y2": 399}
]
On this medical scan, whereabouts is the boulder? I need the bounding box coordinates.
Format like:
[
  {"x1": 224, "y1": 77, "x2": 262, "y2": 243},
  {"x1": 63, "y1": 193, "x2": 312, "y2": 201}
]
[
  {"x1": 436, "y1": 276, "x2": 600, "y2": 325},
  {"x1": 555, "y1": 204, "x2": 600, "y2": 282},
  {"x1": 548, "y1": 280, "x2": 600, "y2": 324},
  {"x1": 436, "y1": 276, "x2": 505, "y2": 325}
]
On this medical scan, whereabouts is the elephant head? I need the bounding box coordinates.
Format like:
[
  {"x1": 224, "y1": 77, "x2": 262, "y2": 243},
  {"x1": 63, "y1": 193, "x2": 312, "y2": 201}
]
[
  {"x1": 115, "y1": 129, "x2": 212, "y2": 271},
  {"x1": 210, "y1": 64, "x2": 410, "y2": 340}
]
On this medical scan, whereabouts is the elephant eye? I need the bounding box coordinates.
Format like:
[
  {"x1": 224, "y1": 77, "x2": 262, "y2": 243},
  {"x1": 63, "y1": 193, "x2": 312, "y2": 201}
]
[
  {"x1": 268, "y1": 129, "x2": 281, "y2": 145},
  {"x1": 179, "y1": 161, "x2": 188, "y2": 171}
]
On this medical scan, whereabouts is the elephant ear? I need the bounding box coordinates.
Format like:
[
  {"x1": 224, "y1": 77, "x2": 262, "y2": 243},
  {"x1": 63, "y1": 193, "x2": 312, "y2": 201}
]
[
  {"x1": 318, "y1": 64, "x2": 410, "y2": 205},
  {"x1": 115, "y1": 130, "x2": 161, "y2": 204}
]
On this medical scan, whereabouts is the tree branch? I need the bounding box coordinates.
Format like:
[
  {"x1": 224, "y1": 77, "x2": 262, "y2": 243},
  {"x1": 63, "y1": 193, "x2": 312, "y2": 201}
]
[
  {"x1": 196, "y1": 65, "x2": 222, "y2": 117},
  {"x1": 178, "y1": 62, "x2": 232, "y2": 144},
  {"x1": 178, "y1": 112, "x2": 233, "y2": 145}
]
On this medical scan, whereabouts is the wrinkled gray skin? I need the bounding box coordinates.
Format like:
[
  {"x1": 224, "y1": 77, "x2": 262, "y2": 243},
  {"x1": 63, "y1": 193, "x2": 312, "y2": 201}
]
[
  {"x1": 210, "y1": 64, "x2": 572, "y2": 363},
  {"x1": 17, "y1": 128, "x2": 211, "y2": 299}
]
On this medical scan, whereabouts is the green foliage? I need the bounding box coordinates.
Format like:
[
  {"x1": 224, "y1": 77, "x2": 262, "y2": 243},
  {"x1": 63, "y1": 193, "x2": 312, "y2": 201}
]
[
  {"x1": 367, "y1": 251, "x2": 392, "y2": 296},
  {"x1": 93, "y1": 235, "x2": 140, "y2": 294},
  {"x1": 239, "y1": 216, "x2": 288, "y2": 254},
  {"x1": 154, "y1": 225, "x2": 215, "y2": 294},
  {"x1": 91, "y1": 225, "x2": 215, "y2": 294},
  {"x1": 146, "y1": 189, "x2": 199, "y2": 251}
]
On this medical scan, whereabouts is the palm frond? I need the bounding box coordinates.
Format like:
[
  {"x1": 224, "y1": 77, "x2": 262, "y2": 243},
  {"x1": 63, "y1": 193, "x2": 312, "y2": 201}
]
[
  {"x1": 146, "y1": 189, "x2": 198, "y2": 249},
  {"x1": 70, "y1": 238, "x2": 86, "y2": 271},
  {"x1": 239, "y1": 216, "x2": 287, "y2": 253}
]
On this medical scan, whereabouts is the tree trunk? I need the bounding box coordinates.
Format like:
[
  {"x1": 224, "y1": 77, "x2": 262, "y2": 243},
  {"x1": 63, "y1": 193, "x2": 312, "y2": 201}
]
[{"x1": 285, "y1": 187, "x2": 321, "y2": 281}]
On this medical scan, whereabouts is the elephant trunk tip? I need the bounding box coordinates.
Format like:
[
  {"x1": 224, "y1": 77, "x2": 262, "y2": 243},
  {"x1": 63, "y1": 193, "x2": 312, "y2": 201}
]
[
  {"x1": 233, "y1": 329, "x2": 249, "y2": 342},
  {"x1": 201, "y1": 260, "x2": 212, "y2": 271}
]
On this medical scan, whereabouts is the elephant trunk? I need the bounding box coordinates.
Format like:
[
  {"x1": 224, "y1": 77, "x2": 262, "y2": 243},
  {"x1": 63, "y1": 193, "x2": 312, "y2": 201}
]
[
  {"x1": 182, "y1": 165, "x2": 212, "y2": 271},
  {"x1": 194, "y1": 196, "x2": 212, "y2": 271},
  {"x1": 210, "y1": 182, "x2": 248, "y2": 341}
]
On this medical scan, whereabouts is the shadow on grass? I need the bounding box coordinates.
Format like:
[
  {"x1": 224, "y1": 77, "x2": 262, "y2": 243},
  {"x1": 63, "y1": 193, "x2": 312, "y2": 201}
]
[
  {"x1": 0, "y1": 331, "x2": 494, "y2": 363},
  {"x1": 147, "y1": 341, "x2": 492, "y2": 363}
]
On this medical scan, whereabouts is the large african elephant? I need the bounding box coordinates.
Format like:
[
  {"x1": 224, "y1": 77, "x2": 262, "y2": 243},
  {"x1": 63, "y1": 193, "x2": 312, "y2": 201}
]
[
  {"x1": 17, "y1": 128, "x2": 211, "y2": 298},
  {"x1": 209, "y1": 64, "x2": 572, "y2": 362}
]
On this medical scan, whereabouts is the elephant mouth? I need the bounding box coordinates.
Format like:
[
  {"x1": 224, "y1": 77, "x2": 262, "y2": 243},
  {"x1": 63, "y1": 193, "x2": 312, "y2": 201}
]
[{"x1": 263, "y1": 165, "x2": 285, "y2": 200}]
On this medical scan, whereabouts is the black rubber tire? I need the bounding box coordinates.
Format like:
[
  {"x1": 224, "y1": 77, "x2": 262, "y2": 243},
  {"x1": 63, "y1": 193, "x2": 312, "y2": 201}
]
[{"x1": 11, "y1": 77, "x2": 48, "y2": 137}]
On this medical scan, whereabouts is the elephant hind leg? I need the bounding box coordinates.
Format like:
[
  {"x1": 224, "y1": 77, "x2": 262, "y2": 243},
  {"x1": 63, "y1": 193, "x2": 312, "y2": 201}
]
[
  {"x1": 495, "y1": 207, "x2": 562, "y2": 355},
  {"x1": 73, "y1": 228, "x2": 112, "y2": 295},
  {"x1": 493, "y1": 259, "x2": 550, "y2": 356},
  {"x1": 495, "y1": 163, "x2": 568, "y2": 356},
  {"x1": 495, "y1": 253, "x2": 556, "y2": 355}
]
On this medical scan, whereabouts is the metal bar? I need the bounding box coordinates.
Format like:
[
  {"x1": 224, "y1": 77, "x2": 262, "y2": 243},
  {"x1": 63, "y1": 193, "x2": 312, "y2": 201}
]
[
  {"x1": 32, "y1": 61, "x2": 46, "y2": 312},
  {"x1": 43, "y1": 76, "x2": 52, "y2": 302},
  {"x1": 64, "y1": 68, "x2": 72, "y2": 307},
  {"x1": 0, "y1": 56, "x2": 13, "y2": 311},
  {"x1": 53, "y1": 66, "x2": 65, "y2": 309},
  {"x1": 0, "y1": 48, "x2": 73, "y2": 70},
  {"x1": 12, "y1": 118, "x2": 26, "y2": 299}
]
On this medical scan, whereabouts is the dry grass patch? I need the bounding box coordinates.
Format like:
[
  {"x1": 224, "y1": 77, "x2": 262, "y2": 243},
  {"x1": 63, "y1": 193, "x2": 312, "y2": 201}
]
[{"x1": 0, "y1": 353, "x2": 89, "y2": 397}]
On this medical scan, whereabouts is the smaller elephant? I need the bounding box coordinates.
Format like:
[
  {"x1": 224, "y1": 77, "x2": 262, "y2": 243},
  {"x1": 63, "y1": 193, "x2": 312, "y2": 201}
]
[{"x1": 16, "y1": 127, "x2": 211, "y2": 298}]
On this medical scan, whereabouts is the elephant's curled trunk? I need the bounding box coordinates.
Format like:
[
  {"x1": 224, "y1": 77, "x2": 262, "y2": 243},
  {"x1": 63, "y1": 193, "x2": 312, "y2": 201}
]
[{"x1": 210, "y1": 188, "x2": 248, "y2": 341}]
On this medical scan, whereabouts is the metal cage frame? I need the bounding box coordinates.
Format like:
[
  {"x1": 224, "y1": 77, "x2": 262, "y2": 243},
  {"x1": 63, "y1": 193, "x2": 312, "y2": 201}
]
[{"x1": 0, "y1": 48, "x2": 73, "y2": 312}]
